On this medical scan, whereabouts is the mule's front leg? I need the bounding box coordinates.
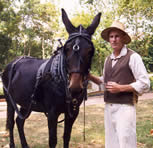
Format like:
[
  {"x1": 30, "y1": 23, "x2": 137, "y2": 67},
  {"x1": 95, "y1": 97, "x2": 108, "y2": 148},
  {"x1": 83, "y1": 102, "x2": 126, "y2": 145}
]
[
  {"x1": 47, "y1": 110, "x2": 59, "y2": 148},
  {"x1": 63, "y1": 109, "x2": 79, "y2": 148}
]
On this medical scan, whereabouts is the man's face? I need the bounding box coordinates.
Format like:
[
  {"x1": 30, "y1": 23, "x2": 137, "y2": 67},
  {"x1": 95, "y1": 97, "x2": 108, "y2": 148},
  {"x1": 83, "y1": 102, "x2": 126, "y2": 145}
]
[{"x1": 109, "y1": 29, "x2": 125, "y2": 51}]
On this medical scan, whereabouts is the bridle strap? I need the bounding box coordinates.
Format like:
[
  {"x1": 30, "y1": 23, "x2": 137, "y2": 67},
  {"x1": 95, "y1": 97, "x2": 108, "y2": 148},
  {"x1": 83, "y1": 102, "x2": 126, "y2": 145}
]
[
  {"x1": 64, "y1": 29, "x2": 93, "y2": 75},
  {"x1": 65, "y1": 32, "x2": 92, "y2": 45}
]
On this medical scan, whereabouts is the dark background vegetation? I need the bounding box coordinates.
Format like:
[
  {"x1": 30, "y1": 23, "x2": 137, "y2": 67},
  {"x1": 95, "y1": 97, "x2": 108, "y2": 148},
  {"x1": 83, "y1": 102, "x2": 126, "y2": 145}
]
[{"x1": 0, "y1": 0, "x2": 152, "y2": 75}]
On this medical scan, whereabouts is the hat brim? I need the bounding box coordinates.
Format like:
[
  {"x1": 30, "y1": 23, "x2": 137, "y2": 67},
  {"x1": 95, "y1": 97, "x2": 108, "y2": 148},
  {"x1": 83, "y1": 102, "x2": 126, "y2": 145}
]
[{"x1": 101, "y1": 27, "x2": 131, "y2": 44}]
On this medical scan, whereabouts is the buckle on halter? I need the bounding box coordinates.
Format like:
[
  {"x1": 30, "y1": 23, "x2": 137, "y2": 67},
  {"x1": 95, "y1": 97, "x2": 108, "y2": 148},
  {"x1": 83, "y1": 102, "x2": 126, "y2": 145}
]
[
  {"x1": 73, "y1": 44, "x2": 80, "y2": 51},
  {"x1": 72, "y1": 98, "x2": 78, "y2": 105}
]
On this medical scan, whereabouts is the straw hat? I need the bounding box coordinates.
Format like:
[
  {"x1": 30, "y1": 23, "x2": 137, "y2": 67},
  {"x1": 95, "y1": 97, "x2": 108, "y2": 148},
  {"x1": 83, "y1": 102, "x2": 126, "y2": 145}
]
[{"x1": 101, "y1": 20, "x2": 131, "y2": 44}]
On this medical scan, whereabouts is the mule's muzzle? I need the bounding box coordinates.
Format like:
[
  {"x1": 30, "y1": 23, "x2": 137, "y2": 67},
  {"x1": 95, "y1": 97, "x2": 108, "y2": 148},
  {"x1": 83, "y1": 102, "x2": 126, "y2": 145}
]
[
  {"x1": 69, "y1": 87, "x2": 83, "y2": 98},
  {"x1": 68, "y1": 73, "x2": 84, "y2": 97}
]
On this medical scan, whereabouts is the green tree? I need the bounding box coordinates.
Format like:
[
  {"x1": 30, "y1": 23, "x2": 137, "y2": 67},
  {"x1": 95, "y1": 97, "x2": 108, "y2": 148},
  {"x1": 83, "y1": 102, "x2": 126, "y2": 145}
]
[
  {"x1": 0, "y1": 0, "x2": 19, "y2": 69},
  {"x1": 18, "y1": 0, "x2": 60, "y2": 58},
  {"x1": 115, "y1": 0, "x2": 153, "y2": 71},
  {"x1": 0, "y1": 34, "x2": 12, "y2": 70},
  {"x1": 141, "y1": 35, "x2": 153, "y2": 72},
  {"x1": 0, "y1": 0, "x2": 60, "y2": 70},
  {"x1": 79, "y1": 0, "x2": 153, "y2": 73}
]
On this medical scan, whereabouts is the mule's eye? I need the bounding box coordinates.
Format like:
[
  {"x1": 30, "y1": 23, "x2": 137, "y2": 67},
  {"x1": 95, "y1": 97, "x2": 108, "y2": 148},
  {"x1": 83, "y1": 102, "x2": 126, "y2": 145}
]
[
  {"x1": 88, "y1": 48, "x2": 92, "y2": 53},
  {"x1": 86, "y1": 49, "x2": 93, "y2": 59},
  {"x1": 88, "y1": 48, "x2": 93, "y2": 55},
  {"x1": 65, "y1": 43, "x2": 72, "y2": 52},
  {"x1": 65, "y1": 47, "x2": 72, "y2": 58}
]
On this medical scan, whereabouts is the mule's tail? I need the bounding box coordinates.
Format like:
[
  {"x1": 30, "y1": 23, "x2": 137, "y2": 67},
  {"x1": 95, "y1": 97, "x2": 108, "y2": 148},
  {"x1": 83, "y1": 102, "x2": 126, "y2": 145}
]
[
  {"x1": 3, "y1": 89, "x2": 12, "y2": 131},
  {"x1": 2, "y1": 57, "x2": 33, "y2": 120},
  {"x1": 6, "y1": 107, "x2": 9, "y2": 131}
]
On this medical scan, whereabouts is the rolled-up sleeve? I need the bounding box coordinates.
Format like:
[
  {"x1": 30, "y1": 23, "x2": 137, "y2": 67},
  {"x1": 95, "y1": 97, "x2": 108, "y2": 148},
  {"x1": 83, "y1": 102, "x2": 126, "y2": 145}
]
[{"x1": 129, "y1": 53, "x2": 150, "y2": 95}]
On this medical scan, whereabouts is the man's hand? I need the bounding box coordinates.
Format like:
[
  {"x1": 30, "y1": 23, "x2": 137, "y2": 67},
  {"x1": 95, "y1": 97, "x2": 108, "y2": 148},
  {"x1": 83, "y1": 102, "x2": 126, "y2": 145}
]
[
  {"x1": 105, "y1": 81, "x2": 135, "y2": 93},
  {"x1": 106, "y1": 81, "x2": 121, "y2": 93}
]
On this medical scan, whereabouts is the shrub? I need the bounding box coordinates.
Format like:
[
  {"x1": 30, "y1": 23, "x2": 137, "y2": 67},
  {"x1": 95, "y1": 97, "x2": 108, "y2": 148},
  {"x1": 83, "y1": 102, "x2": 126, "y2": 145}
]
[
  {"x1": 150, "y1": 76, "x2": 153, "y2": 91},
  {"x1": 0, "y1": 86, "x2": 3, "y2": 95},
  {"x1": 0, "y1": 80, "x2": 3, "y2": 95}
]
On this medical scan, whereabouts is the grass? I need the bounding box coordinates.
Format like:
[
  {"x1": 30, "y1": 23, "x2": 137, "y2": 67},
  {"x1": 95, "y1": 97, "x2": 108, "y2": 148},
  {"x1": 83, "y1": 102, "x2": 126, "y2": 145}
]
[
  {"x1": 0, "y1": 99, "x2": 153, "y2": 148},
  {"x1": 136, "y1": 100, "x2": 153, "y2": 148},
  {"x1": 0, "y1": 84, "x2": 3, "y2": 95}
]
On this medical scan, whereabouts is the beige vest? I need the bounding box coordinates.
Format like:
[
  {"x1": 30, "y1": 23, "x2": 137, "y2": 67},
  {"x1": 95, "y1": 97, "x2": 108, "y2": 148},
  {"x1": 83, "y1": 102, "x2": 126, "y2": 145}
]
[{"x1": 104, "y1": 49, "x2": 137, "y2": 104}]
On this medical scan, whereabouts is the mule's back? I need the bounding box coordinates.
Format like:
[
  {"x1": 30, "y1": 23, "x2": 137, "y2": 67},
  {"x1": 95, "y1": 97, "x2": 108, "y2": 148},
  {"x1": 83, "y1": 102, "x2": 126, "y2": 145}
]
[
  {"x1": 2, "y1": 52, "x2": 67, "y2": 111},
  {"x1": 2, "y1": 57, "x2": 45, "y2": 105}
]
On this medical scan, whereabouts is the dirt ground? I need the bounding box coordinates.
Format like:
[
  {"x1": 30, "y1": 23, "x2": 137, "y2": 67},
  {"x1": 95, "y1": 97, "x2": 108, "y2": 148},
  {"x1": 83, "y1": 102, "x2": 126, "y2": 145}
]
[
  {"x1": 84, "y1": 92, "x2": 153, "y2": 105},
  {"x1": 0, "y1": 92, "x2": 153, "y2": 119}
]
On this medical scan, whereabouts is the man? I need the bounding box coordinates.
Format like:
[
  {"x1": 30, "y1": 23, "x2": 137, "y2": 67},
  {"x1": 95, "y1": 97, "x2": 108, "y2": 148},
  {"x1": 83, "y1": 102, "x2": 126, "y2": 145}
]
[{"x1": 88, "y1": 20, "x2": 150, "y2": 148}]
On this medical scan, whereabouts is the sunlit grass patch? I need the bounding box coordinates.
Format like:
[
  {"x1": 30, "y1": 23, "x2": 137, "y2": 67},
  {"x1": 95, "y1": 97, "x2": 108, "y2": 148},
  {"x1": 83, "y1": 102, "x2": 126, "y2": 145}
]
[
  {"x1": 0, "y1": 99, "x2": 153, "y2": 148},
  {"x1": 136, "y1": 99, "x2": 153, "y2": 148}
]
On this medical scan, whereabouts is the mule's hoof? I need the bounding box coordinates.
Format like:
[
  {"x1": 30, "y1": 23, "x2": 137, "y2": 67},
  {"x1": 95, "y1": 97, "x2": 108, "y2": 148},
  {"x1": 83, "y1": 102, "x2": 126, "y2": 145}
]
[
  {"x1": 9, "y1": 143, "x2": 15, "y2": 148},
  {"x1": 22, "y1": 145, "x2": 30, "y2": 148}
]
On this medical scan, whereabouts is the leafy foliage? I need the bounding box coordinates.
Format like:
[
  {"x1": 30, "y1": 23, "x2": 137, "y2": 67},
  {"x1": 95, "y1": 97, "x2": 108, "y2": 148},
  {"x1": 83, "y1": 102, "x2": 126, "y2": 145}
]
[
  {"x1": 17, "y1": 0, "x2": 60, "y2": 58},
  {"x1": 80, "y1": 0, "x2": 153, "y2": 74},
  {"x1": 149, "y1": 76, "x2": 153, "y2": 91},
  {"x1": 0, "y1": 34, "x2": 12, "y2": 70},
  {"x1": 115, "y1": 0, "x2": 153, "y2": 72},
  {"x1": 0, "y1": 0, "x2": 152, "y2": 74},
  {"x1": 0, "y1": 0, "x2": 60, "y2": 70}
]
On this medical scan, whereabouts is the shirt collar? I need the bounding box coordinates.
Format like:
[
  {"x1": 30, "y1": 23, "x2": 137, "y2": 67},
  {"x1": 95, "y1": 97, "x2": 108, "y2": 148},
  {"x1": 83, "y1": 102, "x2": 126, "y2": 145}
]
[{"x1": 110, "y1": 45, "x2": 127, "y2": 60}]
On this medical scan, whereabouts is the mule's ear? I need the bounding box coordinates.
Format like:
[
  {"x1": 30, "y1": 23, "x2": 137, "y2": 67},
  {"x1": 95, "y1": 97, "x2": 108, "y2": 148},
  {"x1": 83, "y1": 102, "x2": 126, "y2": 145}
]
[
  {"x1": 62, "y1": 8, "x2": 76, "y2": 34},
  {"x1": 86, "y1": 13, "x2": 101, "y2": 36}
]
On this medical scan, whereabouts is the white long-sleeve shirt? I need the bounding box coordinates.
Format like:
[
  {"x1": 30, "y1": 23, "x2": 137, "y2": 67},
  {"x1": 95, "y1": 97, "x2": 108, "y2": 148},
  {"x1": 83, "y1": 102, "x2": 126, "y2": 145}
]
[{"x1": 100, "y1": 45, "x2": 150, "y2": 95}]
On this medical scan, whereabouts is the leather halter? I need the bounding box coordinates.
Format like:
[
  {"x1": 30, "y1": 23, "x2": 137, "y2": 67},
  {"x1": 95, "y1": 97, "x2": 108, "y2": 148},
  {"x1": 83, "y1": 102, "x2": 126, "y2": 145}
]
[{"x1": 64, "y1": 25, "x2": 94, "y2": 75}]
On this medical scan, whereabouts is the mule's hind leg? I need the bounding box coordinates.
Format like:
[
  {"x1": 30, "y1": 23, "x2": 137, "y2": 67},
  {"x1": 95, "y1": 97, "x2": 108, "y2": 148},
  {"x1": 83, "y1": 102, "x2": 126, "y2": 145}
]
[
  {"x1": 6, "y1": 99, "x2": 16, "y2": 148},
  {"x1": 16, "y1": 107, "x2": 31, "y2": 148}
]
